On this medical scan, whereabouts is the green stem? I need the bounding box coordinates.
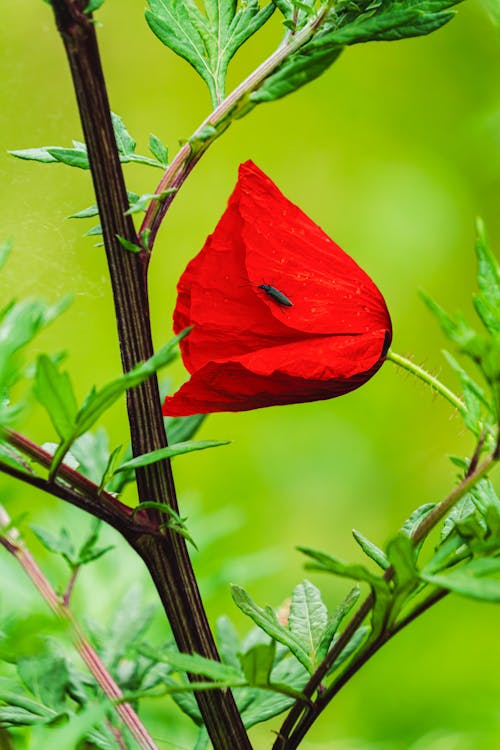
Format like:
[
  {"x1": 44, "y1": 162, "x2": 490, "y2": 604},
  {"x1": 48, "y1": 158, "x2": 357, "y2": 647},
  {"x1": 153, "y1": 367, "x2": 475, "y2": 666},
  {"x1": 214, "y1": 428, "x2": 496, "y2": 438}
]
[{"x1": 386, "y1": 349, "x2": 466, "y2": 415}]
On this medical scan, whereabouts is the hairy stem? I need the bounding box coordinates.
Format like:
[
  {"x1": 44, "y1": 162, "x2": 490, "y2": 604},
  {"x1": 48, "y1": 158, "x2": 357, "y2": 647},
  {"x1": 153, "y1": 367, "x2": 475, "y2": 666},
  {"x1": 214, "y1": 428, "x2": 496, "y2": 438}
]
[
  {"x1": 48, "y1": 3, "x2": 251, "y2": 747},
  {"x1": 0, "y1": 506, "x2": 158, "y2": 750},
  {"x1": 386, "y1": 350, "x2": 466, "y2": 415}
]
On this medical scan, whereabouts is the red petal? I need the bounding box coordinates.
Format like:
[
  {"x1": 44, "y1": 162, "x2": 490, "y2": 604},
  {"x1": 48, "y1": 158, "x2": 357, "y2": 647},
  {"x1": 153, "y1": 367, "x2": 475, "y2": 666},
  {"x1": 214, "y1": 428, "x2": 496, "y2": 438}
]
[
  {"x1": 163, "y1": 329, "x2": 388, "y2": 416},
  {"x1": 238, "y1": 162, "x2": 390, "y2": 336}
]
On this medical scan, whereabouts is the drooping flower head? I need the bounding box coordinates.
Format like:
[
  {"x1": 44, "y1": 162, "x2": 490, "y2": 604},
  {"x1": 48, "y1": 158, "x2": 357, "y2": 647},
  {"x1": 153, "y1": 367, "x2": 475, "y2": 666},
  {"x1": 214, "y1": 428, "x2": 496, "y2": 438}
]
[{"x1": 163, "y1": 161, "x2": 392, "y2": 416}]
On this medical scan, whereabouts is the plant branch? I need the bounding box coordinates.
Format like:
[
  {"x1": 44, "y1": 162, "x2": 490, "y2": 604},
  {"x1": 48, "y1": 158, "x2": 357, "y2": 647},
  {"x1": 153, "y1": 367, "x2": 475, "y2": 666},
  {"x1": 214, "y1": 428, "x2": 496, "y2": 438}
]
[
  {"x1": 0, "y1": 506, "x2": 159, "y2": 750},
  {"x1": 48, "y1": 4, "x2": 251, "y2": 747},
  {"x1": 274, "y1": 451, "x2": 498, "y2": 748},
  {"x1": 139, "y1": 3, "x2": 332, "y2": 251}
]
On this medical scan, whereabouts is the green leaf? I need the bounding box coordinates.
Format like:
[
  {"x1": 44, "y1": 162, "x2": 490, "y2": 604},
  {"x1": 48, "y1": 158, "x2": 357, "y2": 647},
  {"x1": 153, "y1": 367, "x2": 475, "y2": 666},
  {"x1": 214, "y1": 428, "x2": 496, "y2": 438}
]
[
  {"x1": 317, "y1": 586, "x2": 360, "y2": 661},
  {"x1": 352, "y1": 529, "x2": 389, "y2": 570},
  {"x1": 420, "y1": 291, "x2": 483, "y2": 360},
  {"x1": 401, "y1": 502, "x2": 436, "y2": 538},
  {"x1": 116, "y1": 234, "x2": 142, "y2": 253},
  {"x1": 252, "y1": 41, "x2": 342, "y2": 103},
  {"x1": 68, "y1": 204, "x2": 100, "y2": 219},
  {"x1": 114, "y1": 439, "x2": 229, "y2": 472},
  {"x1": 17, "y1": 655, "x2": 70, "y2": 711},
  {"x1": 240, "y1": 641, "x2": 276, "y2": 686},
  {"x1": 288, "y1": 580, "x2": 327, "y2": 670},
  {"x1": 165, "y1": 413, "x2": 206, "y2": 443},
  {"x1": 158, "y1": 649, "x2": 243, "y2": 683},
  {"x1": 0, "y1": 238, "x2": 13, "y2": 271},
  {"x1": 30, "y1": 525, "x2": 76, "y2": 566},
  {"x1": 85, "y1": 0, "x2": 106, "y2": 12},
  {"x1": 299, "y1": 546, "x2": 392, "y2": 637},
  {"x1": 124, "y1": 190, "x2": 176, "y2": 216},
  {"x1": 149, "y1": 133, "x2": 169, "y2": 166},
  {"x1": 231, "y1": 586, "x2": 312, "y2": 672},
  {"x1": 9, "y1": 147, "x2": 59, "y2": 164},
  {"x1": 46, "y1": 147, "x2": 90, "y2": 169},
  {"x1": 146, "y1": 0, "x2": 274, "y2": 105},
  {"x1": 215, "y1": 616, "x2": 242, "y2": 672},
  {"x1": 70, "y1": 429, "x2": 111, "y2": 484},
  {"x1": 421, "y1": 558, "x2": 500, "y2": 602},
  {"x1": 98, "y1": 585, "x2": 155, "y2": 669},
  {"x1": 472, "y1": 219, "x2": 500, "y2": 335},
  {"x1": 34, "y1": 355, "x2": 78, "y2": 441},
  {"x1": 111, "y1": 113, "x2": 136, "y2": 156},
  {"x1": 328, "y1": 625, "x2": 370, "y2": 673},
  {"x1": 77, "y1": 518, "x2": 114, "y2": 566}
]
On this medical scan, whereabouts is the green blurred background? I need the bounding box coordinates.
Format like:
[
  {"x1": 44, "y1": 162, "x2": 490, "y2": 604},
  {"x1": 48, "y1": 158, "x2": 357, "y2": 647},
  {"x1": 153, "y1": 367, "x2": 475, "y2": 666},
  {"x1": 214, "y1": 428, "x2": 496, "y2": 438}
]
[{"x1": 1, "y1": 2, "x2": 500, "y2": 748}]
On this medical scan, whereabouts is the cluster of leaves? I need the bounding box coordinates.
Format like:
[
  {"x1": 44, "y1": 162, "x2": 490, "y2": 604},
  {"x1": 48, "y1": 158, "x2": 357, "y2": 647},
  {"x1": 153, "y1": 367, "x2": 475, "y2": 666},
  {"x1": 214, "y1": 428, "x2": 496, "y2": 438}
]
[
  {"x1": 146, "y1": 0, "x2": 275, "y2": 107},
  {"x1": 145, "y1": 0, "x2": 463, "y2": 109},
  {"x1": 422, "y1": 220, "x2": 500, "y2": 445},
  {"x1": 10, "y1": 114, "x2": 170, "y2": 240},
  {"x1": 0, "y1": 240, "x2": 70, "y2": 442},
  {"x1": 0, "y1": 592, "x2": 149, "y2": 749}
]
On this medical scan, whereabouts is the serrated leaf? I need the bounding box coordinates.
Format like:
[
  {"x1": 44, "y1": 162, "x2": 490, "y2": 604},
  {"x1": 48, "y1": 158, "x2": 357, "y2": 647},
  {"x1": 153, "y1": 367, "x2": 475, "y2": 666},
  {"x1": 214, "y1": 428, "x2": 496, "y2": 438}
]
[
  {"x1": 30, "y1": 525, "x2": 76, "y2": 566},
  {"x1": 231, "y1": 586, "x2": 312, "y2": 672},
  {"x1": 146, "y1": 0, "x2": 274, "y2": 105},
  {"x1": 352, "y1": 529, "x2": 389, "y2": 570},
  {"x1": 111, "y1": 113, "x2": 136, "y2": 156},
  {"x1": 288, "y1": 580, "x2": 327, "y2": 670},
  {"x1": 34, "y1": 355, "x2": 78, "y2": 440},
  {"x1": 149, "y1": 133, "x2": 169, "y2": 166},
  {"x1": 114, "y1": 439, "x2": 229, "y2": 472},
  {"x1": 299, "y1": 546, "x2": 392, "y2": 637},
  {"x1": 441, "y1": 494, "x2": 477, "y2": 541}
]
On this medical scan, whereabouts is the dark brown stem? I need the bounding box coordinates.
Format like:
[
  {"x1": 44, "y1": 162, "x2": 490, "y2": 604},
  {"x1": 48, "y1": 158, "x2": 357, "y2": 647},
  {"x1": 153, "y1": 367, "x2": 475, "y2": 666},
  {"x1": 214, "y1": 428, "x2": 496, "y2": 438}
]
[{"x1": 47, "y1": 3, "x2": 251, "y2": 747}]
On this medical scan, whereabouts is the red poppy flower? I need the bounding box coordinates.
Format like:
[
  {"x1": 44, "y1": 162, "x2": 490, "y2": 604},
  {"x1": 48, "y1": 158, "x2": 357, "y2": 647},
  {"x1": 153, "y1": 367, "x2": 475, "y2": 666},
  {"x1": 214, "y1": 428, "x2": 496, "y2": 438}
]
[{"x1": 163, "y1": 161, "x2": 392, "y2": 416}]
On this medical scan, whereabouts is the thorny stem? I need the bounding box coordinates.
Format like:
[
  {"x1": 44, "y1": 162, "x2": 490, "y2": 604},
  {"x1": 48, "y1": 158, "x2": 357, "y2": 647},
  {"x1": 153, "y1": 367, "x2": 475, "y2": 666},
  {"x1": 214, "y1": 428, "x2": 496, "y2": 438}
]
[
  {"x1": 47, "y1": 4, "x2": 251, "y2": 748},
  {"x1": 386, "y1": 350, "x2": 466, "y2": 416},
  {"x1": 0, "y1": 506, "x2": 158, "y2": 750},
  {"x1": 139, "y1": 2, "x2": 333, "y2": 250},
  {"x1": 274, "y1": 451, "x2": 498, "y2": 749}
]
